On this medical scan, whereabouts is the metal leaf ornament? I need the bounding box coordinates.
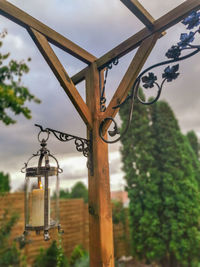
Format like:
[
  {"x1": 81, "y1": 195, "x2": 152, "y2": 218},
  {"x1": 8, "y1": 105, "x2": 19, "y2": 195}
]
[
  {"x1": 165, "y1": 45, "x2": 181, "y2": 59},
  {"x1": 178, "y1": 32, "x2": 195, "y2": 48},
  {"x1": 182, "y1": 11, "x2": 200, "y2": 30},
  {"x1": 162, "y1": 65, "x2": 179, "y2": 82},
  {"x1": 142, "y1": 72, "x2": 157, "y2": 88}
]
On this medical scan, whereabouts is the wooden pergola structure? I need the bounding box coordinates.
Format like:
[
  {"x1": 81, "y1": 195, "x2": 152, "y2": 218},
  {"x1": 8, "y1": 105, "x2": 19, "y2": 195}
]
[{"x1": 0, "y1": 0, "x2": 200, "y2": 266}]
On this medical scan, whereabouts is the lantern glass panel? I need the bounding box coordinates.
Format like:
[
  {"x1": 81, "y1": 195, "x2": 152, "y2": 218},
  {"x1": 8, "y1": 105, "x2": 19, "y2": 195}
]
[{"x1": 24, "y1": 156, "x2": 60, "y2": 232}]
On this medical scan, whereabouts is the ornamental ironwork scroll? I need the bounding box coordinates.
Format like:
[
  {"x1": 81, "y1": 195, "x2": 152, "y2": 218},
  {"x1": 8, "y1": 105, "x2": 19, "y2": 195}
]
[
  {"x1": 35, "y1": 124, "x2": 93, "y2": 174},
  {"x1": 99, "y1": 11, "x2": 200, "y2": 143}
]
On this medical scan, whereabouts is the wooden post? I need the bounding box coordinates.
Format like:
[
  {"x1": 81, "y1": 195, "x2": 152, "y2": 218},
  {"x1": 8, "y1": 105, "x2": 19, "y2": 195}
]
[{"x1": 86, "y1": 63, "x2": 114, "y2": 267}]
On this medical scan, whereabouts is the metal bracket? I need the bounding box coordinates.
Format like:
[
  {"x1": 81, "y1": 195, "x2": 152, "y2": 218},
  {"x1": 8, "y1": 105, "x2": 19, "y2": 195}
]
[
  {"x1": 99, "y1": 13, "x2": 200, "y2": 144},
  {"x1": 99, "y1": 57, "x2": 119, "y2": 112},
  {"x1": 35, "y1": 124, "x2": 93, "y2": 175},
  {"x1": 88, "y1": 205, "x2": 99, "y2": 218}
]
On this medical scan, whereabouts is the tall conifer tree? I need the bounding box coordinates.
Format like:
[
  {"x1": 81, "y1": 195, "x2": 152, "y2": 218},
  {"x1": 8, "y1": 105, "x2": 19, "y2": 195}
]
[
  {"x1": 150, "y1": 101, "x2": 200, "y2": 266},
  {"x1": 120, "y1": 99, "x2": 200, "y2": 267},
  {"x1": 186, "y1": 130, "x2": 199, "y2": 158},
  {"x1": 119, "y1": 96, "x2": 159, "y2": 262}
]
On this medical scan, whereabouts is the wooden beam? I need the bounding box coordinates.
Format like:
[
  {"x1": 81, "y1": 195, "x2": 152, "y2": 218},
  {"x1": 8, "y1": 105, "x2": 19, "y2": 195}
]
[
  {"x1": 102, "y1": 33, "x2": 159, "y2": 134},
  {"x1": 120, "y1": 0, "x2": 166, "y2": 36},
  {"x1": 28, "y1": 28, "x2": 92, "y2": 128},
  {"x1": 120, "y1": 0, "x2": 154, "y2": 29},
  {"x1": 96, "y1": 0, "x2": 200, "y2": 69},
  {"x1": 86, "y1": 63, "x2": 114, "y2": 267},
  {"x1": 71, "y1": 68, "x2": 87, "y2": 85},
  {"x1": 0, "y1": 0, "x2": 96, "y2": 64}
]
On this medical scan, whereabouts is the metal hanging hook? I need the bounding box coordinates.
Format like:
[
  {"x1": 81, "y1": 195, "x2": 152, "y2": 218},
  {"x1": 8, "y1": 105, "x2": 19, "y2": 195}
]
[{"x1": 37, "y1": 130, "x2": 50, "y2": 143}]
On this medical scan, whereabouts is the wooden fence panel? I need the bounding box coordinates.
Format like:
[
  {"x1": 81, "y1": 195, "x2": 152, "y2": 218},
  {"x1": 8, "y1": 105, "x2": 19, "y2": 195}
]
[{"x1": 0, "y1": 193, "x2": 130, "y2": 265}]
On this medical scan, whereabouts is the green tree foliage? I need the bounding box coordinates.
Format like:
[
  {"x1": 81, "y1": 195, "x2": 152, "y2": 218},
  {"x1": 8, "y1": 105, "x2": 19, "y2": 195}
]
[
  {"x1": 112, "y1": 200, "x2": 126, "y2": 225},
  {"x1": 120, "y1": 98, "x2": 200, "y2": 267},
  {"x1": 0, "y1": 171, "x2": 10, "y2": 193},
  {"x1": 0, "y1": 30, "x2": 40, "y2": 125},
  {"x1": 59, "y1": 189, "x2": 71, "y2": 199},
  {"x1": 120, "y1": 95, "x2": 155, "y2": 263},
  {"x1": 56, "y1": 182, "x2": 88, "y2": 203},
  {"x1": 150, "y1": 101, "x2": 200, "y2": 266},
  {"x1": 186, "y1": 130, "x2": 199, "y2": 158},
  {"x1": 70, "y1": 182, "x2": 88, "y2": 203}
]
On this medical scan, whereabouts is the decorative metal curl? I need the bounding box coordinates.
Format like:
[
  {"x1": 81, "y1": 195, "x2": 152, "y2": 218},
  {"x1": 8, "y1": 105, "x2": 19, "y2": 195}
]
[
  {"x1": 99, "y1": 58, "x2": 119, "y2": 112},
  {"x1": 35, "y1": 124, "x2": 93, "y2": 174},
  {"x1": 99, "y1": 87, "x2": 136, "y2": 144},
  {"x1": 35, "y1": 124, "x2": 90, "y2": 158},
  {"x1": 99, "y1": 11, "x2": 200, "y2": 144}
]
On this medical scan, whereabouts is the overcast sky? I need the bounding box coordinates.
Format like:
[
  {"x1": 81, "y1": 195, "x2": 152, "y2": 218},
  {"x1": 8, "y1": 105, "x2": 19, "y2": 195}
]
[{"x1": 0, "y1": 0, "x2": 200, "y2": 192}]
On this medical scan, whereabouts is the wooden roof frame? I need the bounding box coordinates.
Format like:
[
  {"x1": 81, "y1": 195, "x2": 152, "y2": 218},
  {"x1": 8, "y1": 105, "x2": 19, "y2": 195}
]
[{"x1": 1, "y1": 1, "x2": 200, "y2": 266}]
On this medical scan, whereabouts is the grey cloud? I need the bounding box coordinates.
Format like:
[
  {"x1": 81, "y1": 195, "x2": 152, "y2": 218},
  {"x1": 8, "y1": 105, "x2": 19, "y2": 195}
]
[
  {"x1": 139, "y1": 0, "x2": 185, "y2": 19},
  {"x1": 61, "y1": 167, "x2": 87, "y2": 181},
  {"x1": 109, "y1": 157, "x2": 123, "y2": 175},
  {"x1": 8, "y1": 0, "x2": 144, "y2": 57}
]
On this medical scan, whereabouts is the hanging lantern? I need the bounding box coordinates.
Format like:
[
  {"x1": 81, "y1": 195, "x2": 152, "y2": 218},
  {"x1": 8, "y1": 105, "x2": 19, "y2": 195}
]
[{"x1": 21, "y1": 130, "x2": 63, "y2": 241}]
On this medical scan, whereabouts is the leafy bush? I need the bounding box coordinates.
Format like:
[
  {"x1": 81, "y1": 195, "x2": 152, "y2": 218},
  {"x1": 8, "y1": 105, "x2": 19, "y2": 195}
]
[
  {"x1": 69, "y1": 245, "x2": 87, "y2": 266},
  {"x1": 0, "y1": 210, "x2": 23, "y2": 266},
  {"x1": 33, "y1": 243, "x2": 90, "y2": 267},
  {"x1": 73, "y1": 253, "x2": 89, "y2": 267},
  {"x1": 33, "y1": 240, "x2": 68, "y2": 267},
  {"x1": 0, "y1": 243, "x2": 20, "y2": 267}
]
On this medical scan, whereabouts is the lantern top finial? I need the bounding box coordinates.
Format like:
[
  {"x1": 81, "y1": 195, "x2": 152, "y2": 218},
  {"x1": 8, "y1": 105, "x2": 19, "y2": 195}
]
[{"x1": 21, "y1": 129, "x2": 63, "y2": 175}]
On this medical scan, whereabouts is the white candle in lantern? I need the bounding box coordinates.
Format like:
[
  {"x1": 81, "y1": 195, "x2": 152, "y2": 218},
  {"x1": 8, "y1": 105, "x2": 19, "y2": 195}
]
[
  {"x1": 48, "y1": 188, "x2": 50, "y2": 225},
  {"x1": 31, "y1": 188, "x2": 44, "y2": 226},
  {"x1": 31, "y1": 181, "x2": 50, "y2": 227}
]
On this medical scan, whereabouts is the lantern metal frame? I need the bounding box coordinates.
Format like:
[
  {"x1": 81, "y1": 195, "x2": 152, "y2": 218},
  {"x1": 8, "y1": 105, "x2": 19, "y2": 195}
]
[{"x1": 21, "y1": 130, "x2": 63, "y2": 241}]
